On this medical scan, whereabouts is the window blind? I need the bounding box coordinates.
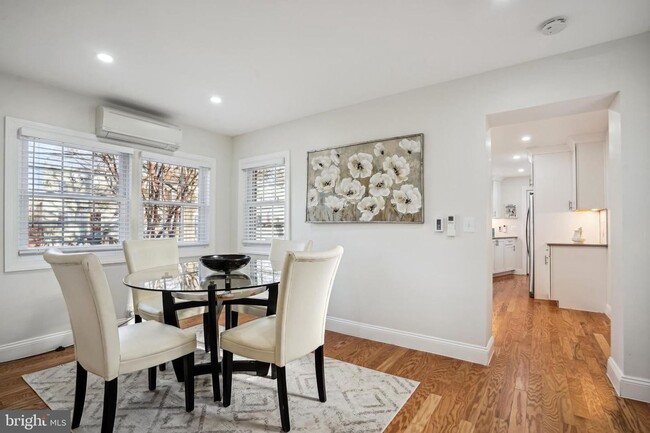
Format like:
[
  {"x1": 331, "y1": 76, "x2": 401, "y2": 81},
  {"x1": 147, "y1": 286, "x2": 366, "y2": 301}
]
[
  {"x1": 243, "y1": 164, "x2": 286, "y2": 245},
  {"x1": 19, "y1": 139, "x2": 131, "y2": 254},
  {"x1": 141, "y1": 158, "x2": 210, "y2": 244}
]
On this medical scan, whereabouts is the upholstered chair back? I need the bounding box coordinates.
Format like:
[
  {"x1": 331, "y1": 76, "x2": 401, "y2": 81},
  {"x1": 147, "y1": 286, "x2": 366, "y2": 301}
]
[
  {"x1": 44, "y1": 248, "x2": 120, "y2": 380},
  {"x1": 269, "y1": 239, "x2": 313, "y2": 271},
  {"x1": 274, "y1": 246, "x2": 343, "y2": 366},
  {"x1": 123, "y1": 239, "x2": 180, "y2": 307}
]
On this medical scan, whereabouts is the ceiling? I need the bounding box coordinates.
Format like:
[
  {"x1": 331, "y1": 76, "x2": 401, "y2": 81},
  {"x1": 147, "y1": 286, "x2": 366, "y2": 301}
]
[
  {"x1": 490, "y1": 109, "x2": 609, "y2": 178},
  {"x1": 0, "y1": 1, "x2": 648, "y2": 136}
]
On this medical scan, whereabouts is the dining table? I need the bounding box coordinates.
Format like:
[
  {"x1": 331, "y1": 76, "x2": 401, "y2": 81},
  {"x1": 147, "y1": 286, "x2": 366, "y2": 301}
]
[{"x1": 122, "y1": 257, "x2": 280, "y2": 401}]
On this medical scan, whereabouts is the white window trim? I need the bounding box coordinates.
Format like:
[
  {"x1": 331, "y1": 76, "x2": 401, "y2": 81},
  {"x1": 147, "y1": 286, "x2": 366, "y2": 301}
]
[
  {"x1": 4, "y1": 117, "x2": 217, "y2": 272},
  {"x1": 238, "y1": 151, "x2": 290, "y2": 255}
]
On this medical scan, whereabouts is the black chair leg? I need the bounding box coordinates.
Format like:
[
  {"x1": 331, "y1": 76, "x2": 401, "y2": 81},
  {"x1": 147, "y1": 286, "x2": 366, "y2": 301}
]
[
  {"x1": 271, "y1": 365, "x2": 277, "y2": 380},
  {"x1": 222, "y1": 350, "x2": 233, "y2": 407},
  {"x1": 101, "y1": 378, "x2": 118, "y2": 433},
  {"x1": 203, "y1": 312, "x2": 210, "y2": 352},
  {"x1": 231, "y1": 310, "x2": 239, "y2": 327},
  {"x1": 276, "y1": 366, "x2": 291, "y2": 432},
  {"x1": 315, "y1": 345, "x2": 326, "y2": 402},
  {"x1": 225, "y1": 305, "x2": 232, "y2": 330},
  {"x1": 183, "y1": 353, "x2": 195, "y2": 412},
  {"x1": 148, "y1": 367, "x2": 156, "y2": 391},
  {"x1": 159, "y1": 363, "x2": 166, "y2": 371},
  {"x1": 72, "y1": 362, "x2": 87, "y2": 429}
]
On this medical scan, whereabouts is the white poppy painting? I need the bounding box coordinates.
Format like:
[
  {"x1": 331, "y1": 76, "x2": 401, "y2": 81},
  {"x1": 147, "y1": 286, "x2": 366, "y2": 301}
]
[{"x1": 306, "y1": 133, "x2": 424, "y2": 223}]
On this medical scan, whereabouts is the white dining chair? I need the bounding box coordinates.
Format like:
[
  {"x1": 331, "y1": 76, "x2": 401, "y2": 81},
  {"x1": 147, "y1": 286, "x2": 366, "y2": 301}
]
[
  {"x1": 221, "y1": 246, "x2": 343, "y2": 432},
  {"x1": 123, "y1": 239, "x2": 210, "y2": 353},
  {"x1": 44, "y1": 248, "x2": 196, "y2": 433},
  {"x1": 228, "y1": 239, "x2": 313, "y2": 327}
]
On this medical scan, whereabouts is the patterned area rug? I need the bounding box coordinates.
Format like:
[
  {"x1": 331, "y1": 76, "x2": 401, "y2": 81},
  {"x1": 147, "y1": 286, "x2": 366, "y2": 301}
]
[{"x1": 23, "y1": 342, "x2": 417, "y2": 432}]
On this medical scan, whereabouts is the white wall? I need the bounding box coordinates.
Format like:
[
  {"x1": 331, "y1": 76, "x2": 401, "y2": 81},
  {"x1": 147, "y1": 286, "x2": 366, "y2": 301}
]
[
  {"x1": 0, "y1": 72, "x2": 233, "y2": 361},
  {"x1": 231, "y1": 31, "x2": 650, "y2": 389}
]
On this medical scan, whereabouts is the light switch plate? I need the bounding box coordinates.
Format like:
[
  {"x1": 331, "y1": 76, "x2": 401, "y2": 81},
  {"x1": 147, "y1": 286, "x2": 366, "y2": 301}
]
[{"x1": 463, "y1": 217, "x2": 475, "y2": 233}]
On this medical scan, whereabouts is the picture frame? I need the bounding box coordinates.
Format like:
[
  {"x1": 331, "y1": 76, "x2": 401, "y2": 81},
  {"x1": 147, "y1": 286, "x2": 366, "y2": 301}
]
[{"x1": 306, "y1": 133, "x2": 424, "y2": 223}]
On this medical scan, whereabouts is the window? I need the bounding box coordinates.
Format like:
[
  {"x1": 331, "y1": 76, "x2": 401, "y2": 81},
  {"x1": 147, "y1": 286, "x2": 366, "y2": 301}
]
[
  {"x1": 18, "y1": 130, "x2": 131, "y2": 254},
  {"x1": 240, "y1": 152, "x2": 289, "y2": 248},
  {"x1": 140, "y1": 155, "x2": 210, "y2": 245},
  {"x1": 4, "y1": 117, "x2": 216, "y2": 272}
]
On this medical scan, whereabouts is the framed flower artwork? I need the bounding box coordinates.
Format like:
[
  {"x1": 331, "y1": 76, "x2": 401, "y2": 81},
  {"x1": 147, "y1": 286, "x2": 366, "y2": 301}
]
[{"x1": 306, "y1": 133, "x2": 424, "y2": 223}]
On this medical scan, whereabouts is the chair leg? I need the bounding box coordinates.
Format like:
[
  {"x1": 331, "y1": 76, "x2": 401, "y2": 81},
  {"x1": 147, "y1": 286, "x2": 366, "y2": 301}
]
[
  {"x1": 159, "y1": 363, "x2": 166, "y2": 371},
  {"x1": 271, "y1": 364, "x2": 277, "y2": 380},
  {"x1": 183, "y1": 353, "x2": 195, "y2": 412},
  {"x1": 231, "y1": 310, "x2": 239, "y2": 327},
  {"x1": 202, "y1": 312, "x2": 210, "y2": 352},
  {"x1": 222, "y1": 350, "x2": 233, "y2": 407},
  {"x1": 71, "y1": 362, "x2": 87, "y2": 429},
  {"x1": 148, "y1": 366, "x2": 156, "y2": 391},
  {"x1": 225, "y1": 305, "x2": 232, "y2": 330},
  {"x1": 276, "y1": 366, "x2": 291, "y2": 432},
  {"x1": 101, "y1": 378, "x2": 118, "y2": 433},
  {"x1": 315, "y1": 345, "x2": 326, "y2": 402}
]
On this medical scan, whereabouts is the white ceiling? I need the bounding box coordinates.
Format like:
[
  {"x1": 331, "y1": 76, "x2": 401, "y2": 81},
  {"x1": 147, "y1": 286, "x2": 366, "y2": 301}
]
[
  {"x1": 490, "y1": 109, "x2": 609, "y2": 178},
  {"x1": 0, "y1": 1, "x2": 648, "y2": 136}
]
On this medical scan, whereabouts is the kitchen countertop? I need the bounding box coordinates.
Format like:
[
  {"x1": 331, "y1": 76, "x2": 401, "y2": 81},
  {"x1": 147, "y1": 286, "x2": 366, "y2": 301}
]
[{"x1": 547, "y1": 242, "x2": 608, "y2": 247}]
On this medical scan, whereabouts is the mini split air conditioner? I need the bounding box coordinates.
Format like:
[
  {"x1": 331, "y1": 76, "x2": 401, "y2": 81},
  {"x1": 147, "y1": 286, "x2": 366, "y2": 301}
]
[{"x1": 95, "y1": 106, "x2": 182, "y2": 151}]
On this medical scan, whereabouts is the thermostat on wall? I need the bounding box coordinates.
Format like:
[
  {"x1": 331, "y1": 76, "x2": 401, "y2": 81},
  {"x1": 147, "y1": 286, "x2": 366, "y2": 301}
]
[{"x1": 434, "y1": 217, "x2": 444, "y2": 232}]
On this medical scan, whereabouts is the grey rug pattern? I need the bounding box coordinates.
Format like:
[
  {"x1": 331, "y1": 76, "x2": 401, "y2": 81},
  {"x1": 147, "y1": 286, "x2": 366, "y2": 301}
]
[{"x1": 23, "y1": 342, "x2": 417, "y2": 432}]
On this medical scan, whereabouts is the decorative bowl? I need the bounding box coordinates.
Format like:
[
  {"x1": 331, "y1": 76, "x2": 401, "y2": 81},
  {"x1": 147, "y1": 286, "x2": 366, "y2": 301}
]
[{"x1": 200, "y1": 254, "x2": 251, "y2": 273}]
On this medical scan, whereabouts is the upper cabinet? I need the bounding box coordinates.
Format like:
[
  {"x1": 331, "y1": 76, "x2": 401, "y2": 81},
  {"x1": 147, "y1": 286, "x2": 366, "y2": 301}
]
[
  {"x1": 532, "y1": 140, "x2": 606, "y2": 212},
  {"x1": 574, "y1": 141, "x2": 606, "y2": 210},
  {"x1": 492, "y1": 180, "x2": 502, "y2": 218},
  {"x1": 533, "y1": 151, "x2": 574, "y2": 212}
]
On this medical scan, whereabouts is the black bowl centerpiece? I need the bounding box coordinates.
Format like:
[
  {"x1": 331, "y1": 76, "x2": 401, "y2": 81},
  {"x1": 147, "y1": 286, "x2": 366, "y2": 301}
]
[{"x1": 200, "y1": 254, "x2": 251, "y2": 274}]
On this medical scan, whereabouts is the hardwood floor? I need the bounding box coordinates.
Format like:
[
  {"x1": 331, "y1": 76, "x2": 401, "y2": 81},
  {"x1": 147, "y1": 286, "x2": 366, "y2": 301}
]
[{"x1": 1, "y1": 275, "x2": 649, "y2": 432}]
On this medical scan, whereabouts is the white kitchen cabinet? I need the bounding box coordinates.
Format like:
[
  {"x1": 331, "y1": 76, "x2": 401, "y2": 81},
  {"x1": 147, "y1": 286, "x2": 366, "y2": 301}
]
[
  {"x1": 492, "y1": 180, "x2": 502, "y2": 218},
  {"x1": 493, "y1": 238, "x2": 516, "y2": 274},
  {"x1": 549, "y1": 245, "x2": 607, "y2": 312},
  {"x1": 503, "y1": 239, "x2": 516, "y2": 272},
  {"x1": 533, "y1": 151, "x2": 575, "y2": 212},
  {"x1": 575, "y1": 141, "x2": 606, "y2": 210},
  {"x1": 493, "y1": 240, "x2": 504, "y2": 273}
]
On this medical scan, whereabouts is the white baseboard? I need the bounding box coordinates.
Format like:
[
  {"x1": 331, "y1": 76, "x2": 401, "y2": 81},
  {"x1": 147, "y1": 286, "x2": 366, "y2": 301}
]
[
  {"x1": 514, "y1": 268, "x2": 526, "y2": 276},
  {"x1": 607, "y1": 357, "x2": 650, "y2": 403},
  {"x1": 605, "y1": 303, "x2": 612, "y2": 319},
  {"x1": 0, "y1": 330, "x2": 73, "y2": 363},
  {"x1": 326, "y1": 316, "x2": 494, "y2": 366}
]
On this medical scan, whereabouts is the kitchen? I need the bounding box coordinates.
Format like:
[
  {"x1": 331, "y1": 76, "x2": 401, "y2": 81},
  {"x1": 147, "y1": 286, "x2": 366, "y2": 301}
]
[{"x1": 489, "y1": 96, "x2": 612, "y2": 315}]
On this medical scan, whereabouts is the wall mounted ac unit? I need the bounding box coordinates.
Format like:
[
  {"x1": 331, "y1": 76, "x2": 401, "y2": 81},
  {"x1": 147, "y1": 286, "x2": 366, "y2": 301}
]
[{"x1": 95, "y1": 106, "x2": 182, "y2": 151}]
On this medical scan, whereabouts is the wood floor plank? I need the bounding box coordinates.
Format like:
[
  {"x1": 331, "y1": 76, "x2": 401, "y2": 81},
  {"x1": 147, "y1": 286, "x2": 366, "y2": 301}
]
[
  {"x1": 2, "y1": 275, "x2": 649, "y2": 431},
  {"x1": 400, "y1": 393, "x2": 441, "y2": 433}
]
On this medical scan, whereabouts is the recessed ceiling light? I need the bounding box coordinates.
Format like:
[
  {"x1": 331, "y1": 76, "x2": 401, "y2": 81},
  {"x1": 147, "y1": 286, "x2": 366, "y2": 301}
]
[
  {"x1": 96, "y1": 53, "x2": 114, "y2": 63},
  {"x1": 521, "y1": 135, "x2": 531, "y2": 142},
  {"x1": 518, "y1": 168, "x2": 525, "y2": 173},
  {"x1": 513, "y1": 155, "x2": 521, "y2": 160},
  {"x1": 210, "y1": 95, "x2": 222, "y2": 104}
]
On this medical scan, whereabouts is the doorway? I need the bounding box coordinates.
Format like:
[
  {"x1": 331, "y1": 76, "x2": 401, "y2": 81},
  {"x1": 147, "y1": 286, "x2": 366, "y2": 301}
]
[{"x1": 487, "y1": 93, "x2": 617, "y2": 307}]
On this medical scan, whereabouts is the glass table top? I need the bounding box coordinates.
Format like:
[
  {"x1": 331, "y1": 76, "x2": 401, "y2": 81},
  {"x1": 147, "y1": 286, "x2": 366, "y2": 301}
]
[{"x1": 123, "y1": 257, "x2": 280, "y2": 293}]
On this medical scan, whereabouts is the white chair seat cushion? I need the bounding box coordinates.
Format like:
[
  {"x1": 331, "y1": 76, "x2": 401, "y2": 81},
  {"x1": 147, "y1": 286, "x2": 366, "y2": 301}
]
[
  {"x1": 137, "y1": 296, "x2": 206, "y2": 322},
  {"x1": 118, "y1": 321, "x2": 196, "y2": 375},
  {"x1": 220, "y1": 315, "x2": 276, "y2": 364},
  {"x1": 232, "y1": 292, "x2": 268, "y2": 317}
]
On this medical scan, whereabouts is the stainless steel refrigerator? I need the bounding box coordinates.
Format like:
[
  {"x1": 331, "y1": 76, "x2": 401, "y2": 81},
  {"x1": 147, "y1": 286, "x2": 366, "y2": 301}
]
[{"x1": 526, "y1": 190, "x2": 535, "y2": 297}]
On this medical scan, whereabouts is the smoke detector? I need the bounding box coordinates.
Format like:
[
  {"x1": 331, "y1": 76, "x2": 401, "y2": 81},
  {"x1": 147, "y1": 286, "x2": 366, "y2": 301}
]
[{"x1": 540, "y1": 16, "x2": 568, "y2": 36}]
